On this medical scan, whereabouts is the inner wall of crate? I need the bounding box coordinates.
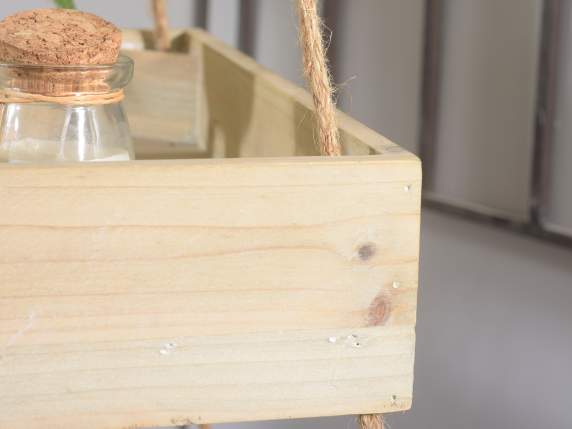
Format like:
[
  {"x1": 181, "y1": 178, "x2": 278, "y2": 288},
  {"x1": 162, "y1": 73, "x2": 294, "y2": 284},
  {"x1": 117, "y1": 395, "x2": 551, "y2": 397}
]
[{"x1": 123, "y1": 30, "x2": 376, "y2": 159}]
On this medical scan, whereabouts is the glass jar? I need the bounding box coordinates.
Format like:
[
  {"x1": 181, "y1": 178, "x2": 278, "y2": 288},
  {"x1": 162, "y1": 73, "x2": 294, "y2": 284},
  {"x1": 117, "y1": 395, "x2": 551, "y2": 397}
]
[{"x1": 0, "y1": 55, "x2": 134, "y2": 163}]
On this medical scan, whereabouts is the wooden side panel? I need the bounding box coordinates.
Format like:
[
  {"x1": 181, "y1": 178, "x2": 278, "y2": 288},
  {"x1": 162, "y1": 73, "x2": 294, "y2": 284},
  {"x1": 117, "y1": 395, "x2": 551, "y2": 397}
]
[
  {"x1": 121, "y1": 29, "x2": 407, "y2": 159},
  {"x1": 0, "y1": 157, "x2": 421, "y2": 427},
  {"x1": 124, "y1": 49, "x2": 205, "y2": 158},
  {"x1": 1, "y1": 327, "x2": 414, "y2": 427},
  {"x1": 194, "y1": 29, "x2": 402, "y2": 158},
  {"x1": 122, "y1": 31, "x2": 208, "y2": 159}
]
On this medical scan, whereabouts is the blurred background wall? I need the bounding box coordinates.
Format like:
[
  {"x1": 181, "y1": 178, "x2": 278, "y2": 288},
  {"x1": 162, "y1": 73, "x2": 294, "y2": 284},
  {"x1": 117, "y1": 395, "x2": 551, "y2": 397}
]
[{"x1": 1, "y1": 1, "x2": 571, "y2": 428}]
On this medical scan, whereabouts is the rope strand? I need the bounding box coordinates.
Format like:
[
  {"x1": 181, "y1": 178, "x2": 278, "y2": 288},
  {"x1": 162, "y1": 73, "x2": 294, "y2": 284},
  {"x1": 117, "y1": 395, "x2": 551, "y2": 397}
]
[
  {"x1": 358, "y1": 414, "x2": 385, "y2": 429},
  {"x1": 152, "y1": 0, "x2": 170, "y2": 51},
  {"x1": 0, "y1": 90, "x2": 124, "y2": 105},
  {"x1": 298, "y1": 2, "x2": 384, "y2": 427},
  {"x1": 297, "y1": 0, "x2": 341, "y2": 156}
]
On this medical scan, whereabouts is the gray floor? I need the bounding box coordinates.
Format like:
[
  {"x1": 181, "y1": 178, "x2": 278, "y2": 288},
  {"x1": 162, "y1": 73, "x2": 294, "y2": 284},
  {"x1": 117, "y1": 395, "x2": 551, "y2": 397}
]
[{"x1": 213, "y1": 208, "x2": 572, "y2": 429}]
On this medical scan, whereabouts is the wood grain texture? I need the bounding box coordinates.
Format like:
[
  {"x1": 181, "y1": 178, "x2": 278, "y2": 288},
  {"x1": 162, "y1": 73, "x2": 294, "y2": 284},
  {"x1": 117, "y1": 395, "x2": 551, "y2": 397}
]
[
  {"x1": 0, "y1": 29, "x2": 421, "y2": 428},
  {"x1": 122, "y1": 29, "x2": 403, "y2": 159},
  {"x1": 1, "y1": 327, "x2": 414, "y2": 428},
  {"x1": 193, "y1": 28, "x2": 398, "y2": 158},
  {"x1": 123, "y1": 32, "x2": 207, "y2": 159}
]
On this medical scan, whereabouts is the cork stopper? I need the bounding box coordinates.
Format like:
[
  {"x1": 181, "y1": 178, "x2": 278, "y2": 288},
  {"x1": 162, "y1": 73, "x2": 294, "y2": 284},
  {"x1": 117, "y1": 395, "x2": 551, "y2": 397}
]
[
  {"x1": 0, "y1": 8, "x2": 121, "y2": 65},
  {"x1": 0, "y1": 9, "x2": 125, "y2": 98}
]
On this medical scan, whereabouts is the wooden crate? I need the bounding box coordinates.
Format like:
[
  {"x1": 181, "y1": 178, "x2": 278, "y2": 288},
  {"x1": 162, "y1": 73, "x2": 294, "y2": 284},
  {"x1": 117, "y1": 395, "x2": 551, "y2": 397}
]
[{"x1": 0, "y1": 29, "x2": 421, "y2": 428}]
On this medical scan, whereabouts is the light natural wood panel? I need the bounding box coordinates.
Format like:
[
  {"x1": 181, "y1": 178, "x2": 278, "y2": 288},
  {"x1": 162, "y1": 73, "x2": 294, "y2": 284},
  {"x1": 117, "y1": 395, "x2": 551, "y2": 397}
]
[
  {"x1": 122, "y1": 31, "x2": 208, "y2": 159},
  {"x1": 124, "y1": 49, "x2": 204, "y2": 157},
  {"x1": 0, "y1": 28, "x2": 421, "y2": 428},
  {"x1": 194, "y1": 28, "x2": 396, "y2": 158},
  {"x1": 122, "y1": 29, "x2": 402, "y2": 159},
  {"x1": 0, "y1": 157, "x2": 420, "y2": 425},
  {"x1": 0, "y1": 157, "x2": 420, "y2": 333},
  {"x1": 0, "y1": 327, "x2": 414, "y2": 428}
]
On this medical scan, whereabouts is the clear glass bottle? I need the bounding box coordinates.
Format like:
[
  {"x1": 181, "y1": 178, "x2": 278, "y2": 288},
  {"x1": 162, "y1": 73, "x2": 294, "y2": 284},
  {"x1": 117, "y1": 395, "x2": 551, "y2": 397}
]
[{"x1": 0, "y1": 55, "x2": 134, "y2": 163}]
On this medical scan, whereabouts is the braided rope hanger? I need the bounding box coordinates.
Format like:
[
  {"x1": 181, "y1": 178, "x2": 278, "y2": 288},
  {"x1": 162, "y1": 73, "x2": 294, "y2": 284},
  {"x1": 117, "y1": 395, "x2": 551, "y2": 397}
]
[
  {"x1": 296, "y1": 0, "x2": 341, "y2": 156},
  {"x1": 152, "y1": 0, "x2": 170, "y2": 51},
  {"x1": 151, "y1": 0, "x2": 383, "y2": 427},
  {"x1": 296, "y1": 7, "x2": 385, "y2": 426}
]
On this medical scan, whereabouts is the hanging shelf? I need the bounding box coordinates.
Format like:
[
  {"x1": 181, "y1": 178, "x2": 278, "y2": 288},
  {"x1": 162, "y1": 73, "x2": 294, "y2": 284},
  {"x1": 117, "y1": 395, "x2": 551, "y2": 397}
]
[{"x1": 0, "y1": 28, "x2": 421, "y2": 428}]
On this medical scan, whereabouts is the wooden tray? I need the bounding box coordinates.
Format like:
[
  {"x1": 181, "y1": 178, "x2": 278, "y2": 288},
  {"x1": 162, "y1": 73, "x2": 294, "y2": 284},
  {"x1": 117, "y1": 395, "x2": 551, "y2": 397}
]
[{"x1": 0, "y1": 29, "x2": 421, "y2": 429}]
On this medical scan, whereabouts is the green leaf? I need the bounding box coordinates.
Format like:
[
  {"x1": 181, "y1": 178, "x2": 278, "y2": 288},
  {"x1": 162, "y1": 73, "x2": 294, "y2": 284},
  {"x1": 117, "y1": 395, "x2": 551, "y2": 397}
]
[{"x1": 53, "y1": 0, "x2": 76, "y2": 9}]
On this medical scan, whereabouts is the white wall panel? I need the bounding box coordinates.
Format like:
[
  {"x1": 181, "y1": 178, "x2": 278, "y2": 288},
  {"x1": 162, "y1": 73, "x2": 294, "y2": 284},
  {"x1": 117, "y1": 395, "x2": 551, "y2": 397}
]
[
  {"x1": 79, "y1": 0, "x2": 195, "y2": 29},
  {"x1": 0, "y1": 0, "x2": 53, "y2": 16},
  {"x1": 0, "y1": 0, "x2": 194, "y2": 30},
  {"x1": 207, "y1": 0, "x2": 241, "y2": 48},
  {"x1": 545, "y1": 1, "x2": 572, "y2": 236},
  {"x1": 246, "y1": 0, "x2": 305, "y2": 86},
  {"x1": 332, "y1": 0, "x2": 425, "y2": 154},
  {"x1": 431, "y1": 0, "x2": 542, "y2": 219}
]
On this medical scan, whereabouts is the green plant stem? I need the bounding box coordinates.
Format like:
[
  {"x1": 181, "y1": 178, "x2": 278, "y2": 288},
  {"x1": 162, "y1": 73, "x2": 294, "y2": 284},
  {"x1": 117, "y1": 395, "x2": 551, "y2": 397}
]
[{"x1": 53, "y1": 0, "x2": 76, "y2": 9}]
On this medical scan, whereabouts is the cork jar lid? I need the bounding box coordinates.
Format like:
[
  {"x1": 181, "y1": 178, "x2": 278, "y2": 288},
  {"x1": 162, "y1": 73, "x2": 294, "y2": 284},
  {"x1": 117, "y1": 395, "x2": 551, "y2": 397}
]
[
  {"x1": 0, "y1": 9, "x2": 126, "y2": 98},
  {"x1": 0, "y1": 8, "x2": 121, "y2": 66}
]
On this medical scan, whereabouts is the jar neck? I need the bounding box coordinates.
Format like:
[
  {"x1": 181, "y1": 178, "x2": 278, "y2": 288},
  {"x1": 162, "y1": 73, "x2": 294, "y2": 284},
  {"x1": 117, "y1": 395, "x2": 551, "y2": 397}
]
[{"x1": 0, "y1": 55, "x2": 133, "y2": 97}]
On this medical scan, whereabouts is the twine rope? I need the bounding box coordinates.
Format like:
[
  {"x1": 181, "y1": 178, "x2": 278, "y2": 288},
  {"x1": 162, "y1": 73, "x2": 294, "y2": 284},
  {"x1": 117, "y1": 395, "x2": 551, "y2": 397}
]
[
  {"x1": 0, "y1": 89, "x2": 125, "y2": 105},
  {"x1": 358, "y1": 414, "x2": 385, "y2": 429},
  {"x1": 152, "y1": 0, "x2": 170, "y2": 51},
  {"x1": 298, "y1": 3, "x2": 382, "y2": 424},
  {"x1": 299, "y1": 5, "x2": 383, "y2": 428},
  {"x1": 296, "y1": 0, "x2": 341, "y2": 156}
]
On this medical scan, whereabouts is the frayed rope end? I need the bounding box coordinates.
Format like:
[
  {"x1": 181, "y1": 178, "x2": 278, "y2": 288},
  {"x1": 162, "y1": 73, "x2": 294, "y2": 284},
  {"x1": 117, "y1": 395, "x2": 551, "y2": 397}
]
[{"x1": 358, "y1": 414, "x2": 385, "y2": 429}]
